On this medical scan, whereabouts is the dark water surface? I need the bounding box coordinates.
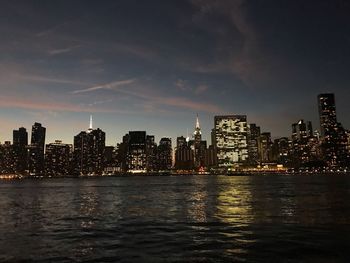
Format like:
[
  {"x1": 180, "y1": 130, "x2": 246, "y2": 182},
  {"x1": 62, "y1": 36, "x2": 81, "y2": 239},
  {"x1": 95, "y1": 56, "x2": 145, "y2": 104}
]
[{"x1": 1, "y1": 175, "x2": 350, "y2": 262}]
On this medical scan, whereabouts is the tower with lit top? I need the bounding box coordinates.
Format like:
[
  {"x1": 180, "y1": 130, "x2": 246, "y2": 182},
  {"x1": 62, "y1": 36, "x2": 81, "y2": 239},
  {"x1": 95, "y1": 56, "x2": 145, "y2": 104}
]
[{"x1": 73, "y1": 115, "x2": 105, "y2": 175}]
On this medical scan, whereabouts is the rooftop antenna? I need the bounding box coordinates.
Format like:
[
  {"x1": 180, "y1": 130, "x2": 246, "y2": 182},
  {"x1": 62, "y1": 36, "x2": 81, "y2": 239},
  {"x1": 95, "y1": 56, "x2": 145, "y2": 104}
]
[{"x1": 89, "y1": 115, "x2": 93, "y2": 130}]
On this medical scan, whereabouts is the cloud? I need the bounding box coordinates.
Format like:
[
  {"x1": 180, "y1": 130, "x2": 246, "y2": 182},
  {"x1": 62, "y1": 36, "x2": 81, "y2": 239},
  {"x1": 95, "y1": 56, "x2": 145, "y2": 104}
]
[
  {"x1": 117, "y1": 87, "x2": 223, "y2": 114},
  {"x1": 195, "y1": 84, "x2": 208, "y2": 95},
  {"x1": 19, "y1": 74, "x2": 90, "y2": 86},
  {"x1": 0, "y1": 96, "x2": 116, "y2": 113},
  {"x1": 71, "y1": 79, "x2": 136, "y2": 94},
  {"x1": 47, "y1": 45, "x2": 81, "y2": 55}
]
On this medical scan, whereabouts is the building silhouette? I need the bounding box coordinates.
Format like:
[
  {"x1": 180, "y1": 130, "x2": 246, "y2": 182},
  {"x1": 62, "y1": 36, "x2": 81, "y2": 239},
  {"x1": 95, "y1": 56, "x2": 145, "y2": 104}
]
[
  {"x1": 13, "y1": 127, "x2": 28, "y2": 172},
  {"x1": 28, "y1": 122, "x2": 46, "y2": 175},
  {"x1": 247, "y1": 123, "x2": 260, "y2": 166},
  {"x1": 175, "y1": 136, "x2": 194, "y2": 170},
  {"x1": 157, "y1": 137, "x2": 172, "y2": 171}
]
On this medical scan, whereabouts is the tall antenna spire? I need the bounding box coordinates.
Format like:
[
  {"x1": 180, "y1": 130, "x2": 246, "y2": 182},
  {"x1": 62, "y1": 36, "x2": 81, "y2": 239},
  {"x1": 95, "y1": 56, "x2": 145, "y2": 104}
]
[
  {"x1": 89, "y1": 115, "x2": 93, "y2": 130},
  {"x1": 196, "y1": 113, "x2": 200, "y2": 129}
]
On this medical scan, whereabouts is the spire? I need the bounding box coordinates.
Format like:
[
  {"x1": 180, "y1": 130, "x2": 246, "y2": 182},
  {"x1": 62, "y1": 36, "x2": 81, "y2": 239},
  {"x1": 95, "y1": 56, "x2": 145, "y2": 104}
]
[
  {"x1": 195, "y1": 113, "x2": 200, "y2": 129},
  {"x1": 193, "y1": 114, "x2": 201, "y2": 136},
  {"x1": 89, "y1": 115, "x2": 93, "y2": 130}
]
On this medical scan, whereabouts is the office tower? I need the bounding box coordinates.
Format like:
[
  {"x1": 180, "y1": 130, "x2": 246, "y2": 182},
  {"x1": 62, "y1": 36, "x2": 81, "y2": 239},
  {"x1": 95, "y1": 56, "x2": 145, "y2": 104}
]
[
  {"x1": 116, "y1": 134, "x2": 130, "y2": 172},
  {"x1": 259, "y1": 132, "x2": 272, "y2": 163},
  {"x1": 214, "y1": 115, "x2": 248, "y2": 169},
  {"x1": 318, "y1": 93, "x2": 337, "y2": 138},
  {"x1": 127, "y1": 131, "x2": 147, "y2": 173},
  {"x1": 28, "y1": 122, "x2": 46, "y2": 175},
  {"x1": 45, "y1": 140, "x2": 72, "y2": 176},
  {"x1": 175, "y1": 136, "x2": 194, "y2": 170},
  {"x1": 73, "y1": 117, "x2": 105, "y2": 175},
  {"x1": 317, "y1": 93, "x2": 349, "y2": 167},
  {"x1": 191, "y1": 115, "x2": 207, "y2": 169},
  {"x1": 157, "y1": 137, "x2": 172, "y2": 171},
  {"x1": 291, "y1": 119, "x2": 315, "y2": 165},
  {"x1": 271, "y1": 137, "x2": 291, "y2": 165},
  {"x1": 146, "y1": 135, "x2": 157, "y2": 172},
  {"x1": 205, "y1": 145, "x2": 218, "y2": 169},
  {"x1": 247, "y1": 123, "x2": 260, "y2": 166},
  {"x1": 0, "y1": 141, "x2": 15, "y2": 174},
  {"x1": 13, "y1": 127, "x2": 28, "y2": 172}
]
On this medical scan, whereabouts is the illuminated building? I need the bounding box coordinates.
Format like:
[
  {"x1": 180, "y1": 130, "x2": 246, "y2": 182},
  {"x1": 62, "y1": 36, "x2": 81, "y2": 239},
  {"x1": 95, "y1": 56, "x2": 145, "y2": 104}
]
[
  {"x1": 146, "y1": 135, "x2": 157, "y2": 172},
  {"x1": 214, "y1": 115, "x2": 248, "y2": 170},
  {"x1": 73, "y1": 116, "x2": 105, "y2": 175},
  {"x1": 126, "y1": 131, "x2": 147, "y2": 173},
  {"x1": 318, "y1": 94, "x2": 349, "y2": 167},
  {"x1": 13, "y1": 127, "x2": 28, "y2": 172},
  {"x1": 45, "y1": 140, "x2": 72, "y2": 176},
  {"x1": 157, "y1": 137, "x2": 172, "y2": 171},
  {"x1": 0, "y1": 141, "x2": 15, "y2": 174},
  {"x1": 28, "y1": 122, "x2": 46, "y2": 175},
  {"x1": 291, "y1": 119, "x2": 315, "y2": 165},
  {"x1": 189, "y1": 115, "x2": 207, "y2": 169},
  {"x1": 271, "y1": 137, "x2": 291, "y2": 166}
]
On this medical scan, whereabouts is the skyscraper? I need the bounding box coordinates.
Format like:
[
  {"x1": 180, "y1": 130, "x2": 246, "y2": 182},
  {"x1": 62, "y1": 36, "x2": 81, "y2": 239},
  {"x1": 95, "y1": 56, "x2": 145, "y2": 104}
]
[
  {"x1": 28, "y1": 122, "x2": 46, "y2": 175},
  {"x1": 13, "y1": 127, "x2": 28, "y2": 172},
  {"x1": 45, "y1": 140, "x2": 72, "y2": 176},
  {"x1": 247, "y1": 123, "x2": 260, "y2": 166},
  {"x1": 127, "y1": 131, "x2": 147, "y2": 173},
  {"x1": 214, "y1": 115, "x2": 248, "y2": 170},
  {"x1": 317, "y1": 94, "x2": 349, "y2": 167},
  {"x1": 157, "y1": 137, "x2": 172, "y2": 171},
  {"x1": 73, "y1": 117, "x2": 105, "y2": 175},
  {"x1": 175, "y1": 136, "x2": 194, "y2": 170},
  {"x1": 190, "y1": 115, "x2": 207, "y2": 169},
  {"x1": 318, "y1": 93, "x2": 337, "y2": 138}
]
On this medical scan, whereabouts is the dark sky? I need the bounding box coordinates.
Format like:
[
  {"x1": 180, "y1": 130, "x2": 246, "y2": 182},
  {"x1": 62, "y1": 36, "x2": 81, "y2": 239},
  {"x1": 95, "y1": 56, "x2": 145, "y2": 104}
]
[{"x1": 1, "y1": 0, "x2": 350, "y2": 145}]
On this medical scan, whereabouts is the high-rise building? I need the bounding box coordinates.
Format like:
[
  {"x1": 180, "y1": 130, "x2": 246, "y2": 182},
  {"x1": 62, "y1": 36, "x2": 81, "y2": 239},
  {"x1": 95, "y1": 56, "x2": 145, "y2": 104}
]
[
  {"x1": 259, "y1": 132, "x2": 272, "y2": 163},
  {"x1": 247, "y1": 123, "x2": 260, "y2": 166},
  {"x1": 214, "y1": 115, "x2": 248, "y2": 170},
  {"x1": 0, "y1": 141, "x2": 15, "y2": 174},
  {"x1": 175, "y1": 136, "x2": 194, "y2": 170},
  {"x1": 45, "y1": 140, "x2": 72, "y2": 176},
  {"x1": 28, "y1": 122, "x2": 46, "y2": 175},
  {"x1": 157, "y1": 137, "x2": 172, "y2": 171},
  {"x1": 318, "y1": 93, "x2": 337, "y2": 138},
  {"x1": 190, "y1": 115, "x2": 207, "y2": 169},
  {"x1": 127, "y1": 131, "x2": 147, "y2": 173},
  {"x1": 291, "y1": 119, "x2": 315, "y2": 165},
  {"x1": 73, "y1": 117, "x2": 105, "y2": 175},
  {"x1": 318, "y1": 94, "x2": 349, "y2": 167},
  {"x1": 146, "y1": 135, "x2": 157, "y2": 172},
  {"x1": 13, "y1": 127, "x2": 28, "y2": 172}
]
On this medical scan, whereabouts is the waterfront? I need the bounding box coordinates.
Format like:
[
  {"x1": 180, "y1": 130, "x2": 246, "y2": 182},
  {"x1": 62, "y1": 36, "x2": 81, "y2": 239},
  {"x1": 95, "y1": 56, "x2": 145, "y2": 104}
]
[{"x1": 1, "y1": 175, "x2": 350, "y2": 262}]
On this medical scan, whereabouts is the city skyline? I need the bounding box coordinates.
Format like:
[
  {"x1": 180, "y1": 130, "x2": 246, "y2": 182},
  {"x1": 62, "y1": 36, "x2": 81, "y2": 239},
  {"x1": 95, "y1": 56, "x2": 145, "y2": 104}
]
[{"x1": 1, "y1": 1, "x2": 350, "y2": 144}]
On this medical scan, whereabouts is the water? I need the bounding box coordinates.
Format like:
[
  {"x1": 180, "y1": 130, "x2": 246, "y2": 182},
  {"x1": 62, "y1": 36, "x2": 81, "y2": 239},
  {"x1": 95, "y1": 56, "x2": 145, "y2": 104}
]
[{"x1": 1, "y1": 175, "x2": 350, "y2": 262}]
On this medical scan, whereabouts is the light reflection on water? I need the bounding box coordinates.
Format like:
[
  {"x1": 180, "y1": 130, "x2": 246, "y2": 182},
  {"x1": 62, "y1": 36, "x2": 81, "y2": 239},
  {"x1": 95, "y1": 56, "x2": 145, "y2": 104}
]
[{"x1": 0, "y1": 175, "x2": 350, "y2": 262}]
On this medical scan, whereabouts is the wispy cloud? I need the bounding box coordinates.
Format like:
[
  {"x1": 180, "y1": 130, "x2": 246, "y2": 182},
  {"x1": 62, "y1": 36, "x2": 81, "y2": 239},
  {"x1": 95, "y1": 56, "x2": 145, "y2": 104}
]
[
  {"x1": 36, "y1": 21, "x2": 70, "y2": 37},
  {"x1": 0, "y1": 96, "x2": 116, "y2": 113},
  {"x1": 117, "y1": 87, "x2": 223, "y2": 114},
  {"x1": 19, "y1": 74, "x2": 90, "y2": 86},
  {"x1": 47, "y1": 45, "x2": 81, "y2": 56},
  {"x1": 71, "y1": 79, "x2": 136, "y2": 94}
]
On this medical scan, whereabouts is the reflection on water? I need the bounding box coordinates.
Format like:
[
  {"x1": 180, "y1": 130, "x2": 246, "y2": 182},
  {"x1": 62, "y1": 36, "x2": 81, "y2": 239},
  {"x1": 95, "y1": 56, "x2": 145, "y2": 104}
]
[{"x1": 0, "y1": 176, "x2": 350, "y2": 262}]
